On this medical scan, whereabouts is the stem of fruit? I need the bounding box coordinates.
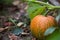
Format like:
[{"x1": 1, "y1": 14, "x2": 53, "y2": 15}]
[{"x1": 43, "y1": 10, "x2": 50, "y2": 16}]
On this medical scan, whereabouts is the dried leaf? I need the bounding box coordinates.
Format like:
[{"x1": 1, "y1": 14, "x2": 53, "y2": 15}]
[
  {"x1": 17, "y1": 22, "x2": 24, "y2": 27},
  {"x1": 0, "y1": 28, "x2": 5, "y2": 32},
  {"x1": 8, "y1": 34, "x2": 18, "y2": 40},
  {"x1": 13, "y1": 1, "x2": 20, "y2": 6}
]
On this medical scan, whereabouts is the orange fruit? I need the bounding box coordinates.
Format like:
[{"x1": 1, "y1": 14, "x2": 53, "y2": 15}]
[{"x1": 30, "y1": 15, "x2": 57, "y2": 38}]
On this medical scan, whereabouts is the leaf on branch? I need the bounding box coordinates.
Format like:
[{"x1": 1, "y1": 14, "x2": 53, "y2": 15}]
[{"x1": 27, "y1": 2, "x2": 46, "y2": 19}]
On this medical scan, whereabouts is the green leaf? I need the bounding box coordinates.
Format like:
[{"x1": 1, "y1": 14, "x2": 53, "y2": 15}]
[
  {"x1": 45, "y1": 29, "x2": 60, "y2": 40},
  {"x1": 27, "y1": 2, "x2": 46, "y2": 19},
  {"x1": 56, "y1": 11, "x2": 60, "y2": 27},
  {"x1": 56, "y1": 13, "x2": 60, "y2": 22},
  {"x1": 44, "y1": 27, "x2": 56, "y2": 36},
  {"x1": 27, "y1": 3, "x2": 41, "y2": 15},
  {"x1": 9, "y1": 18, "x2": 17, "y2": 26}
]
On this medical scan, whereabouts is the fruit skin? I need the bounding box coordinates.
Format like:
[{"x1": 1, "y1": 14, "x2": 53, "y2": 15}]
[{"x1": 30, "y1": 15, "x2": 57, "y2": 38}]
